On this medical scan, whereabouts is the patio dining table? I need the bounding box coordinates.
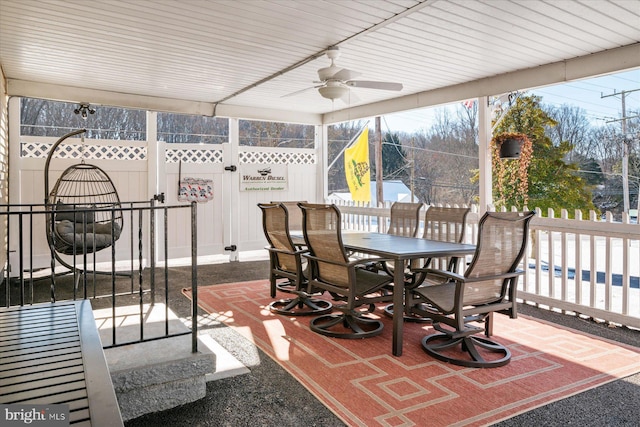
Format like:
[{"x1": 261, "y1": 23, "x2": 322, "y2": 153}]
[
  {"x1": 294, "y1": 231, "x2": 476, "y2": 356},
  {"x1": 340, "y1": 233, "x2": 476, "y2": 356}
]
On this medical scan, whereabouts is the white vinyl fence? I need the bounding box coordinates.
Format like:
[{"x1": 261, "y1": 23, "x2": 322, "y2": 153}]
[
  {"x1": 333, "y1": 200, "x2": 640, "y2": 329},
  {"x1": 10, "y1": 133, "x2": 317, "y2": 271}
]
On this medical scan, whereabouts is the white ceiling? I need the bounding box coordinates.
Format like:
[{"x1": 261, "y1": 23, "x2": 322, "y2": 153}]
[{"x1": 1, "y1": 0, "x2": 639, "y2": 124}]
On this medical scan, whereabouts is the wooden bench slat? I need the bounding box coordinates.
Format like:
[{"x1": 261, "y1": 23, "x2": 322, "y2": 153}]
[
  {"x1": 70, "y1": 408, "x2": 91, "y2": 424},
  {"x1": 0, "y1": 356, "x2": 82, "y2": 380},
  {"x1": 12, "y1": 389, "x2": 89, "y2": 405},
  {"x1": 1, "y1": 371, "x2": 86, "y2": 395},
  {"x1": 0, "y1": 310, "x2": 77, "y2": 325},
  {"x1": 1, "y1": 364, "x2": 85, "y2": 386},
  {"x1": 0, "y1": 380, "x2": 88, "y2": 403},
  {"x1": 0, "y1": 322, "x2": 78, "y2": 338},
  {"x1": 0, "y1": 345, "x2": 82, "y2": 365},
  {"x1": 0, "y1": 352, "x2": 83, "y2": 374},
  {"x1": 0, "y1": 304, "x2": 76, "y2": 322},
  {"x1": 0, "y1": 333, "x2": 80, "y2": 357}
]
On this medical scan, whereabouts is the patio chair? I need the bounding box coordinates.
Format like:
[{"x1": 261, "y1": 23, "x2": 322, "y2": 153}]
[
  {"x1": 271, "y1": 200, "x2": 305, "y2": 232},
  {"x1": 384, "y1": 206, "x2": 471, "y2": 321},
  {"x1": 386, "y1": 201, "x2": 423, "y2": 237},
  {"x1": 408, "y1": 210, "x2": 535, "y2": 368},
  {"x1": 369, "y1": 201, "x2": 422, "y2": 275},
  {"x1": 258, "y1": 203, "x2": 332, "y2": 316},
  {"x1": 269, "y1": 200, "x2": 307, "y2": 293},
  {"x1": 299, "y1": 202, "x2": 393, "y2": 339}
]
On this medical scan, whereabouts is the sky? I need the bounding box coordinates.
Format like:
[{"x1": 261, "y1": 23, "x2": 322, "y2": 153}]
[{"x1": 380, "y1": 68, "x2": 640, "y2": 133}]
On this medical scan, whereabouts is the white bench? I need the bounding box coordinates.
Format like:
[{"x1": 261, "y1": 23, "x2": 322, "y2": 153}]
[{"x1": 0, "y1": 300, "x2": 123, "y2": 426}]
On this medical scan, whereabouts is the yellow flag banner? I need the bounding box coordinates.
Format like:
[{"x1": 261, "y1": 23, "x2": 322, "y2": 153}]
[{"x1": 344, "y1": 127, "x2": 371, "y2": 202}]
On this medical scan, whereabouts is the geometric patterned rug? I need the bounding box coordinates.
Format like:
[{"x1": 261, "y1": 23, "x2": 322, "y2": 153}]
[{"x1": 185, "y1": 280, "x2": 640, "y2": 427}]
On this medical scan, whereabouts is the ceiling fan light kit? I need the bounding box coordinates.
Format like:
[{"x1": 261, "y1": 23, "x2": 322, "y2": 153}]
[{"x1": 318, "y1": 85, "x2": 349, "y2": 100}]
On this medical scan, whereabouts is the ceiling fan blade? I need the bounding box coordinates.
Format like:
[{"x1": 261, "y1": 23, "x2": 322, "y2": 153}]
[
  {"x1": 331, "y1": 68, "x2": 361, "y2": 81},
  {"x1": 281, "y1": 85, "x2": 322, "y2": 98},
  {"x1": 345, "y1": 80, "x2": 403, "y2": 91}
]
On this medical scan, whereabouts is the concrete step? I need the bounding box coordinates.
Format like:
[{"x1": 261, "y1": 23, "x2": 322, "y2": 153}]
[{"x1": 94, "y1": 304, "x2": 249, "y2": 421}]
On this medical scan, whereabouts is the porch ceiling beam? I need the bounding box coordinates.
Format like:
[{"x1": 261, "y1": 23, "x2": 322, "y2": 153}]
[
  {"x1": 7, "y1": 80, "x2": 214, "y2": 116},
  {"x1": 323, "y1": 43, "x2": 640, "y2": 125},
  {"x1": 6, "y1": 80, "x2": 323, "y2": 125}
]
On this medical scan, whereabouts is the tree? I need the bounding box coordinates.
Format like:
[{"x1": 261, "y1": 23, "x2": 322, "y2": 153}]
[
  {"x1": 493, "y1": 95, "x2": 596, "y2": 216},
  {"x1": 545, "y1": 104, "x2": 591, "y2": 164},
  {"x1": 410, "y1": 106, "x2": 479, "y2": 206},
  {"x1": 379, "y1": 132, "x2": 408, "y2": 182}
]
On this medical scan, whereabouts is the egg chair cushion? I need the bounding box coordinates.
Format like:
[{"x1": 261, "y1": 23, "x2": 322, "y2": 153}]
[
  {"x1": 55, "y1": 201, "x2": 96, "y2": 223},
  {"x1": 55, "y1": 220, "x2": 122, "y2": 251}
]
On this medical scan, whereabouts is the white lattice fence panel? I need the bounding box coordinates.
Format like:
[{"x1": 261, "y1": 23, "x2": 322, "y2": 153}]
[
  {"x1": 165, "y1": 147, "x2": 223, "y2": 164},
  {"x1": 21, "y1": 142, "x2": 146, "y2": 160},
  {"x1": 239, "y1": 150, "x2": 315, "y2": 164}
]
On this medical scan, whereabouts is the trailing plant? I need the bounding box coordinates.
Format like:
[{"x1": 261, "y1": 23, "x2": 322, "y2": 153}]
[{"x1": 491, "y1": 132, "x2": 533, "y2": 207}]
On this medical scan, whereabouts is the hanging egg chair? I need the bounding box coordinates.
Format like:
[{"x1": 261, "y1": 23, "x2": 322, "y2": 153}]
[{"x1": 45, "y1": 129, "x2": 123, "y2": 264}]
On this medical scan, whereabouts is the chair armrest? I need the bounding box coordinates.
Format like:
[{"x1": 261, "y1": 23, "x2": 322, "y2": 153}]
[
  {"x1": 265, "y1": 246, "x2": 308, "y2": 257},
  {"x1": 415, "y1": 269, "x2": 465, "y2": 283},
  {"x1": 303, "y1": 253, "x2": 393, "y2": 269},
  {"x1": 348, "y1": 256, "x2": 395, "y2": 268},
  {"x1": 462, "y1": 270, "x2": 524, "y2": 283},
  {"x1": 412, "y1": 269, "x2": 523, "y2": 285}
]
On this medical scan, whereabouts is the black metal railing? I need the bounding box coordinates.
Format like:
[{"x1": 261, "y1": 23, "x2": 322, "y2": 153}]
[{"x1": 0, "y1": 201, "x2": 199, "y2": 352}]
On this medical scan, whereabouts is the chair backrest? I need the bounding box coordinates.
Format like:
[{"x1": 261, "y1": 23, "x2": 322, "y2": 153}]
[
  {"x1": 258, "y1": 203, "x2": 298, "y2": 272},
  {"x1": 463, "y1": 211, "x2": 535, "y2": 306},
  {"x1": 271, "y1": 200, "x2": 306, "y2": 231},
  {"x1": 299, "y1": 203, "x2": 350, "y2": 288},
  {"x1": 387, "y1": 202, "x2": 423, "y2": 237},
  {"x1": 422, "y1": 206, "x2": 470, "y2": 243},
  {"x1": 410, "y1": 206, "x2": 470, "y2": 272}
]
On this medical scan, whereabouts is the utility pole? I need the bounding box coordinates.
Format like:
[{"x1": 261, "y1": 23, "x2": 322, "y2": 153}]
[
  {"x1": 410, "y1": 137, "x2": 415, "y2": 202},
  {"x1": 602, "y1": 88, "x2": 640, "y2": 214}
]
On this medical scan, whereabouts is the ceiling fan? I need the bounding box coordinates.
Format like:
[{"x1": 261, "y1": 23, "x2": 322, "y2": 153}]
[{"x1": 284, "y1": 47, "x2": 403, "y2": 101}]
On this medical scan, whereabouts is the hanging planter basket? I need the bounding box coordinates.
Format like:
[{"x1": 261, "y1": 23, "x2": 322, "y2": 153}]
[
  {"x1": 491, "y1": 132, "x2": 534, "y2": 208},
  {"x1": 493, "y1": 132, "x2": 530, "y2": 159}
]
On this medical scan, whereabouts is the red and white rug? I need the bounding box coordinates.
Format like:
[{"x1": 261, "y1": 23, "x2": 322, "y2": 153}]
[{"x1": 184, "y1": 280, "x2": 640, "y2": 427}]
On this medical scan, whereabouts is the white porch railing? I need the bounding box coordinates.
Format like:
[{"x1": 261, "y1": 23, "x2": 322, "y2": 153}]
[{"x1": 332, "y1": 200, "x2": 640, "y2": 329}]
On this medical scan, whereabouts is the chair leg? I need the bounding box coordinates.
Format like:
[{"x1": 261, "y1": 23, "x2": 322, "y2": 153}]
[
  {"x1": 310, "y1": 312, "x2": 383, "y2": 339},
  {"x1": 383, "y1": 303, "x2": 432, "y2": 323},
  {"x1": 268, "y1": 293, "x2": 332, "y2": 316},
  {"x1": 421, "y1": 333, "x2": 511, "y2": 368},
  {"x1": 275, "y1": 280, "x2": 297, "y2": 295}
]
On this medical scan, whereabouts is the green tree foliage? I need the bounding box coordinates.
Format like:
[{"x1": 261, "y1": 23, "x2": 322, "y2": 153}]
[
  {"x1": 494, "y1": 95, "x2": 596, "y2": 216},
  {"x1": 379, "y1": 132, "x2": 408, "y2": 182}
]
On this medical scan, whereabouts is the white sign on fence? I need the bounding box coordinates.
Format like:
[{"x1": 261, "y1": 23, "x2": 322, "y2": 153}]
[{"x1": 239, "y1": 164, "x2": 288, "y2": 191}]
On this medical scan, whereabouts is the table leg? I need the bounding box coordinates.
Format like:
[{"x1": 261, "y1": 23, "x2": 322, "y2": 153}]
[{"x1": 392, "y1": 258, "x2": 404, "y2": 356}]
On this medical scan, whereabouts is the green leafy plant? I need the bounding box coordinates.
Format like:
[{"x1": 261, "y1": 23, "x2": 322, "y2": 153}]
[{"x1": 491, "y1": 132, "x2": 533, "y2": 207}]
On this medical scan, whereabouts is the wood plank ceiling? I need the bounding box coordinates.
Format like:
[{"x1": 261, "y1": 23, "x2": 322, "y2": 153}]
[{"x1": 1, "y1": 0, "x2": 639, "y2": 123}]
